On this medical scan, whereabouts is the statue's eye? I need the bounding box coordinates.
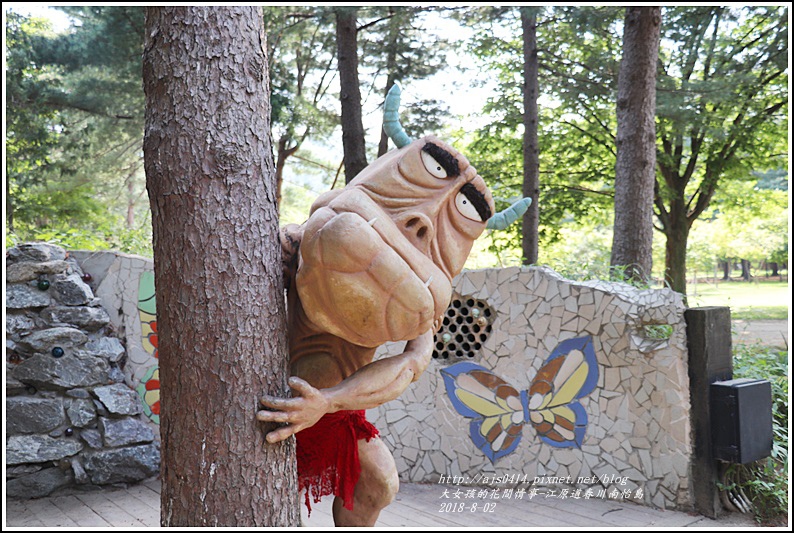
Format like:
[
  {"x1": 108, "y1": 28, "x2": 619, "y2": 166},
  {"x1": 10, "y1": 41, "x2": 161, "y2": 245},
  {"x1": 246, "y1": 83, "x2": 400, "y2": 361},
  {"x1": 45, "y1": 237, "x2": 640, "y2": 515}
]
[
  {"x1": 455, "y1": 191, "x2": 482, "y2": 221},
  {"x1": 421, "y1": 150, "x2": 449, "y2": 179}
]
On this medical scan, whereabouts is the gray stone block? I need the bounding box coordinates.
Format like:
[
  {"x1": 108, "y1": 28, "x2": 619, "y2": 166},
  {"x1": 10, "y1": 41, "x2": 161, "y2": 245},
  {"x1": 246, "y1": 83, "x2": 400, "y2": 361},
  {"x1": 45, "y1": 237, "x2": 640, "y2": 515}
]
[
  {"x1": 100, "y1": 417, "x2": 155, "y2": 447},
  {"x1": 6, "y1": 466, "x2": 75, "y2": 500},
  {"x1": 80, "y1": 428, "x2": 104, "y2": 449},
  {"x1": 108, "y1": 365, "x2": 126, "y2": 383},
  {"x1": 6, "y1": 464, "x2": 45, "y2": 478},
  {"x1": 93, "y1": 383, "x2": 142, "y2": 416},
  {"x1": 6, "y1": 260, "x2": 70, "y2": 283},
  {"x1": 6, "y1": 284, "x2": 52, "y2": 309},
  {"x1": 6, "y1": 243, "x2": 67, "y2": 264},
  {"x1": 11, "y1": 351, "x2": 110, "y2": 390},
  {"x1": 6, "y1": 372, "x2": 29, "y2": 395},
  {"x1": 6, "y1": 396, "x2": 65, "y2": 434},
  {"x1": 6, "y1": 313, "x2": 37, "y2": 337},
  {"x1": 40, "y1": 306, "x2": 111, "y2": 331},
  {"x1": 67, "y1": 398, "x2": 97, "y2": 427},
  {"x1": 6, "y1": 434, "x2": 83, "y2": 465},
  {"x1": 53, "y1": 273, "x2": 94, "y2": 306},
  {"x1": 85, "y1": 337, "x2": 125, "y2": 362},
  {"x1": 15, "y1": 326, "x2": 88, "y2": 353},
  {"x1": 70, "y1": 457, "x2": 90, "y2": 484},
  {"x1": 83, "y1": 444, "x2": 160, "y2": 485}
]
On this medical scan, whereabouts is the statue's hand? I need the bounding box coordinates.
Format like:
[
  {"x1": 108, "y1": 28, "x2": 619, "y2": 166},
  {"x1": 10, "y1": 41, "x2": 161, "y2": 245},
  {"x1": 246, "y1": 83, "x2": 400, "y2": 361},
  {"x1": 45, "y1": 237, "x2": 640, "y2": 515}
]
[{"x1": 256, "y1": 376, "x2": 330, "y2": 444}]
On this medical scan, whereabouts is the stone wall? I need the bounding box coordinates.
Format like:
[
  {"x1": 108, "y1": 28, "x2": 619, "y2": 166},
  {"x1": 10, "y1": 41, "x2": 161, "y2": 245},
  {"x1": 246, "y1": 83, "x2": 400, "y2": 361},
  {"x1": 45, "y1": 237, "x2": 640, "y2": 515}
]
[
  {"x1": 6, "y1": 244, "x2": 159, "y2": 499},
  {"x1": 370, "y1": 267, "x2": 693, "y2": 510}
]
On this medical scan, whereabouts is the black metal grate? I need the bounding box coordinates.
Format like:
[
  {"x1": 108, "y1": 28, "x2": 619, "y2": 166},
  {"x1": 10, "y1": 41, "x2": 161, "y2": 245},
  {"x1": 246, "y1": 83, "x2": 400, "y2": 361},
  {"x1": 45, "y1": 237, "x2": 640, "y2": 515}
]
[{"x1": 433, "y1": 297, "x2": 493, "y2": 360}]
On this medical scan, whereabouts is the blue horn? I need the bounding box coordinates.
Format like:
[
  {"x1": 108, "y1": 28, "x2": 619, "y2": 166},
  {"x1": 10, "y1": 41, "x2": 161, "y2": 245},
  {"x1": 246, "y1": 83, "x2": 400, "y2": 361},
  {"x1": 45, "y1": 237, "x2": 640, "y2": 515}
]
[
  {"x1": 486, "y1": 197, "x2": 533, "y2": 230},
  {"x1": 383, "y1": 82, "x2": 412, "y2": 148}
]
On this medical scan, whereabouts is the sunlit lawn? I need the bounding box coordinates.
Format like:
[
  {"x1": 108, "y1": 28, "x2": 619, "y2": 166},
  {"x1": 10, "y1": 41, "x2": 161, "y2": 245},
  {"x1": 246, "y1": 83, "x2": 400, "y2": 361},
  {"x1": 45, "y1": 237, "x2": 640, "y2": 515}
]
[{"x1": 687, "y1": 279, "x2": 790, "y2": 320}]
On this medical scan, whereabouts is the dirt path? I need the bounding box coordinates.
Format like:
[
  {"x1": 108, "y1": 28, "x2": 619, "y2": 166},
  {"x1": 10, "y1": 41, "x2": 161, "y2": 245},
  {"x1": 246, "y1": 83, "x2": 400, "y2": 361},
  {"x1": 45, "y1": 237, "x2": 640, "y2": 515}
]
[{"x1": 732, "y1": 319, "x2": 789, "y2": 349}]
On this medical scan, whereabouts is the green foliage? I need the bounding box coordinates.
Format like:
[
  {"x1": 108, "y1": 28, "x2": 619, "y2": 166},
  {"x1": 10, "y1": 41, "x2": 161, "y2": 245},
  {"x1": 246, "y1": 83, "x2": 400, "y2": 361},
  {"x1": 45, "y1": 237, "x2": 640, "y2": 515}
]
[
  {"x1": 459, "y1": 7, "x2": 621, "y2": 261},
  {"x1": 5, "y1": 11, "x2": 63, "y2": 228},
  {"x1": 6, "y1": 218, "x2": 153, "y2": 257},
  {"x1": 656, "y1": 6, "x2": 788, "y2": 293},
  {"x1": 264, "y1": 7, "x2": 338, "y2": 149},
  {"x1": 719, "y1": 345, "x2": 789, "y2": 523},
  {"x1": 5, "y1": 6, "x2": 148, "y2": 248}
]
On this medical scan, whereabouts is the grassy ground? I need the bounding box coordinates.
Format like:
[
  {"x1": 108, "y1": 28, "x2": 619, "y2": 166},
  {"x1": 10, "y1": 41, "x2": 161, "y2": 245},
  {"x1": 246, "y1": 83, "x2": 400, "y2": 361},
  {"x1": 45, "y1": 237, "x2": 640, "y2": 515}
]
[{"x1": 686, "y1": 278, "x2": 790, "y2": 320}]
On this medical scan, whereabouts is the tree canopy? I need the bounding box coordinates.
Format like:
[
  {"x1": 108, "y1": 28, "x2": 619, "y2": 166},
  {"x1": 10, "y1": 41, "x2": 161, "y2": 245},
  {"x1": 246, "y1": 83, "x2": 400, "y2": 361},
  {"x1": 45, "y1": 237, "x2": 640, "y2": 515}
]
[{"x1": 5, "y1": 5, "x2": 788, "y2": 295}]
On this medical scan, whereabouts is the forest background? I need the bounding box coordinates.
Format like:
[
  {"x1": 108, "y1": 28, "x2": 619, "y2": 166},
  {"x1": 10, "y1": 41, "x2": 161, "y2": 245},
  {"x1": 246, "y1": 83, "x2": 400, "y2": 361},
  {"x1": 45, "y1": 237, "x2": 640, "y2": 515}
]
[{"x1": 4, "y1": 5, "x2": 789, "y2": 311}]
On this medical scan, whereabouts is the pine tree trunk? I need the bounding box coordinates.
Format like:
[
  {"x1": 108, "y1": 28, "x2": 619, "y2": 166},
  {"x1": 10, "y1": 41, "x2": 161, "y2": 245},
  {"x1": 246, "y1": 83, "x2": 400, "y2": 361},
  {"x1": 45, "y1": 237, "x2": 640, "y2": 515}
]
[
  {"x1": 610, "y1": 7, "x2": 661, "y2": 283},
  {"x1": 142, "y1": 6, "x2": 298, "y2": 527},
  {"x1": 335, "y1": 7, "x2": 368, "y2": 182},
  {"x1": 521, "y1": 8, "x2": 540, "y2": 266}
]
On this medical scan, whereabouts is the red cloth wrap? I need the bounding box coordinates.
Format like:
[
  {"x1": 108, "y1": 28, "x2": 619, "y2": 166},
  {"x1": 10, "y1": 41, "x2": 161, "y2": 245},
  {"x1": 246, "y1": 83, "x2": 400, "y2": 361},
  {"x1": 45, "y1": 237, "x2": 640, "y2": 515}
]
[{"x1": 296, "y1": 410, "x2": 379, "y2": 515}]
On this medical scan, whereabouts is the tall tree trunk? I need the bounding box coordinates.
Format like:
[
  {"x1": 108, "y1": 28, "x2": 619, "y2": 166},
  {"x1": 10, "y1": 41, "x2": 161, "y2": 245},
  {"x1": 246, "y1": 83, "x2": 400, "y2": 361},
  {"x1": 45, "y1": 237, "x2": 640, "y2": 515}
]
[
  {"x1": 335, "y1": 7, "x2": 368, "y2": 182},
  {"x1": 521, "y1": 7, "x2": 540, "y2": 266},
  {"x1": 142, "y1": 7, "x2": 298, "y2": 527},
  {"x1": 377, "y1": 8, "x2": 399, "y2": 158},
  {"x1": 7, "y1": 177, "x2": 14, "y2": 233},
  {"x1": 663, "y1": 191, "x2": 689, "y2": 294},
  {"x1": 740, "y1": 259, "x2": 752, "y2": 281},
  {"x1": 275, "y1": 136, "x2": 299, "y2": 207},
  {"x1": 125, "y1": 166, "x2": 137, "y2": 228},
  {"x1": 770, "y1": 262, "x2": 779, "y2": 277},
  {"x1": 610, "y1": 6, "x2": 661, "y2": 283},
  {"x1": 377, "y1": 74, "x2": 397, "y2": 158},
  {"x1": 719, "y1": 260, "x2": 730, "y2": 280}
]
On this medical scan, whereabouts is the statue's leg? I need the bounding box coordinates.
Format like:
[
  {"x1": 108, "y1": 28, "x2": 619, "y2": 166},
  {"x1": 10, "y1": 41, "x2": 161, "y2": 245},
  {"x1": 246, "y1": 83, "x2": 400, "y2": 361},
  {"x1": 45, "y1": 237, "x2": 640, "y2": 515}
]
[{"x1": 332, "y1": 436, "x2": 399, "y2": 527}]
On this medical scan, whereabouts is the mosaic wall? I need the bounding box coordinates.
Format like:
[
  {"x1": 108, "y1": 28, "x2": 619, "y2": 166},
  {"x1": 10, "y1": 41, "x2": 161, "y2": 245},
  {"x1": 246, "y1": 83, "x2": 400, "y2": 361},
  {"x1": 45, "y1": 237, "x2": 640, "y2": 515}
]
[
  {"x1": 70, "y1": 251, "x2": 160, "y2": 427},
  {"x1": 370, "y1": 267, "x2": 692, "y2": 511},
  {"x1": 66, "y1": 252, "x2": 692, "y2": 510}
]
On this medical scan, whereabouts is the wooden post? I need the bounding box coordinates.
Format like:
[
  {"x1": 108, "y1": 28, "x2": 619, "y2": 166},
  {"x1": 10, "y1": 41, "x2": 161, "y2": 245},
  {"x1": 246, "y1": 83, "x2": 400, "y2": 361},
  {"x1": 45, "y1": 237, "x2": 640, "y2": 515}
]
[{"x1": 685, "y1": 306, "x2": 732, "y2": 518}]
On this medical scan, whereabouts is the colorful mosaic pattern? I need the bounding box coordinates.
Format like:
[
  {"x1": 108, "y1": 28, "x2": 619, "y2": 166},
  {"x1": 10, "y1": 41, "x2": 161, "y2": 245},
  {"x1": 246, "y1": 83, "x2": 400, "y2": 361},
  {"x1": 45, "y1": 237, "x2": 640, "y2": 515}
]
[
  {"x1": 137, "y1": 271, "x2": 160, "y2": 424},
  {"x1": 442, "y1": 336, "x2": 599, "y2": 463},
  {"x1": 136, "y1": 365, "x2": 161, "y2": 424},
  {"x1": 138, "y1": 271, "x2": 158, "y2": 359}
]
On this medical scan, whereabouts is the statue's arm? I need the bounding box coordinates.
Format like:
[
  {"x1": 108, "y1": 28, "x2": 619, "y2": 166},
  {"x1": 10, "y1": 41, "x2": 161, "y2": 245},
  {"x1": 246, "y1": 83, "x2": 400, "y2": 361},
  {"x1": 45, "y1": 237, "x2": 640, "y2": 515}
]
[{"x1": 257, "y1": 330, "x2": 433, "y2": 443}]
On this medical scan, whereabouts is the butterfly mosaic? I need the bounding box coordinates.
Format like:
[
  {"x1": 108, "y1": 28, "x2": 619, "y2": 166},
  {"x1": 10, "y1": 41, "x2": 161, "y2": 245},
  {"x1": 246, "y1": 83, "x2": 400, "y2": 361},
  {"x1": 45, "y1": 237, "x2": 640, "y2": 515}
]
[{"x1": 441, "y1": 336, "x2": 599, "y2": 463}]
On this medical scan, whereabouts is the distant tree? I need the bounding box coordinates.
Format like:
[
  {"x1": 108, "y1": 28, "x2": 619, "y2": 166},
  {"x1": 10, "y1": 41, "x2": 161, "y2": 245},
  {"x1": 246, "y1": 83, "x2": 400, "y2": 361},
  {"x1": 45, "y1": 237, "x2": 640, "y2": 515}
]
[
  {"x1": 521, "y1": 7, "x2": 540, "y2": 265},
  {"x1": 460, "y1": 6, "x2": 618, "y2": 260},
  {"x1": 143, "y1": 6, "x2": 297, "y2": 526},
  {"x1": 335, "y1": 7, "x2": 368, "y2": 182},
  {"x1": 263, "y1": 6, "x2": 338, "y2": 205},
  {"x1": 357, "y1": 7, "x2": 449, "y2": 157},
  {"x1": 610, "y1": 7, "x2": 661, "y2": 283},
  {"x1": 5, "y1": 11, "x2": 61, "y2": 232},
  {"x1": 655, "y1": 6, "x2": 788, "y2": 293},
  {"x1": 5, "y1": 7, "x2": 149, "y2": 249}
]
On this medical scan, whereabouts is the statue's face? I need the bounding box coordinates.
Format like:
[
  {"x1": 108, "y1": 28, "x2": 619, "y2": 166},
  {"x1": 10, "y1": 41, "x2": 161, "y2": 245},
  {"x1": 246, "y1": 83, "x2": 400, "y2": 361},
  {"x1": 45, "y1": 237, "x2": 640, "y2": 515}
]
[{"x1": 296, "y1": 136, "x2": 495, "y2": 347}]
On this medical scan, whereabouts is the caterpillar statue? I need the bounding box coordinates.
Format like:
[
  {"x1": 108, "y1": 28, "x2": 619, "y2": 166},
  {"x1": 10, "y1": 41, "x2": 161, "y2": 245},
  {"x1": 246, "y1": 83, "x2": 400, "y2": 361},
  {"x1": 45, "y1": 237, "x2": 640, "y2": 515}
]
[{"x1": 257, "y1": 83, "x2": 529, "y2": 526}]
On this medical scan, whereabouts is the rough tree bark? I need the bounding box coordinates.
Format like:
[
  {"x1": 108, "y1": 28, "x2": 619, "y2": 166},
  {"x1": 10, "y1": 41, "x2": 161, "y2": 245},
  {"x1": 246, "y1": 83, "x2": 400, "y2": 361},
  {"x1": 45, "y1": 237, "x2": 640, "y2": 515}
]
[
  {"x1": 335, "y1": 7, "x2": 368, "y2": 183},
  {"x1": 142, "y1": 7, "x2": 298, "y2": 527},
  {"x1": 521, "y1": 7, "x2": 540, "y2": 266},
  {"x1": 610, "y1": 6, "x2": 661, "y2": 283}
]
